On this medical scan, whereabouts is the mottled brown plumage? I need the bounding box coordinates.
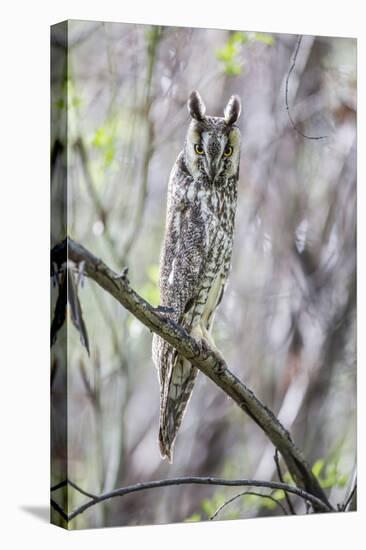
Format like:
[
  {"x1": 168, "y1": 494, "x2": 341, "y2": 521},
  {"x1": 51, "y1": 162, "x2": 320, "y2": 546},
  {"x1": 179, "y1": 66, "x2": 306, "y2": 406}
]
[{"x1": 152, "y1": 90, "x2": 241, "y2": 461}]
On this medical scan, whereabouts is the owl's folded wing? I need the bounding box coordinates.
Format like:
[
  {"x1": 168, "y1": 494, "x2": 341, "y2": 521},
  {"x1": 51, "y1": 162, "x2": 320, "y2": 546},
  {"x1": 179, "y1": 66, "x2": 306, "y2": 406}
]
[{"x1": 159, "y1": 196, "x2": 218, "y2": 325}]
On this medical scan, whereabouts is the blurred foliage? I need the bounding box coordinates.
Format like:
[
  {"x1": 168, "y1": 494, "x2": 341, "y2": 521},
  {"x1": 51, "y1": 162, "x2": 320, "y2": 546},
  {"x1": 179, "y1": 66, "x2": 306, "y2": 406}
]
[
  {"x1": 92, "y1": 122, "x2": 117, "y2": 168},
  {"x1": 185, "y1": 486, "x2": 286, "y2": 522},
  {"x1": 216, "y1": 31, "x2": 274, "y2": 75},
  {"x1": 66, "y1": 77, "x2": 82, "y2": 110},
  {"x1": 184, "y1": 455, "x2": 350, "y2": 521},
  {"x1": 216, "y1": 32, "x2": 248, "y2": 76},
  {"x1": 184, "y1": 512, "x2": 202, "y2": 523},
  {"x1": 312, "y1": 458, "x2": 348, "y2": 489}
]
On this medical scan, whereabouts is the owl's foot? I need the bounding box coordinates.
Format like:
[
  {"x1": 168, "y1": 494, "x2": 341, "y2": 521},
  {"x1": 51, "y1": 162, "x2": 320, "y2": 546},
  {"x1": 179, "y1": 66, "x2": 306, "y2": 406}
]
[
  {"x1": 200, "y1": 326, "x2": 225, "y2": 361},
  {"x1": 155, "y1": 305, "x2": 175, "y2": 315},
  {"x1": 190, "y1": 324, "x2": 222, "y2": 358},
  {"x1": 155, "y1": 306, "x2": 189, "y2": 338},
  {"x1": 201, "y1": 326, "x2": 215, "y2": 348}
]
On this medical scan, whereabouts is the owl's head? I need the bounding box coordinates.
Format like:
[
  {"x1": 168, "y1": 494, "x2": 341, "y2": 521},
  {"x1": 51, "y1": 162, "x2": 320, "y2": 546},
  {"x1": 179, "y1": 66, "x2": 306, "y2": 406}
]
[{"x1": 183, "y1": 90, "x2": 241, "y2": 183}]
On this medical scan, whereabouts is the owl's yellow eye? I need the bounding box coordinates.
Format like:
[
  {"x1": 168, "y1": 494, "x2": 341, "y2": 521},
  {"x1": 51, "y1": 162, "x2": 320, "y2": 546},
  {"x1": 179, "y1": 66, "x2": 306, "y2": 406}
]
[
  {"x1": 224, "y1": 145, "x2": 233, "y2": 157},
  {"x1": 194, "y1": 144, "x2": 204, "y2": 155}
]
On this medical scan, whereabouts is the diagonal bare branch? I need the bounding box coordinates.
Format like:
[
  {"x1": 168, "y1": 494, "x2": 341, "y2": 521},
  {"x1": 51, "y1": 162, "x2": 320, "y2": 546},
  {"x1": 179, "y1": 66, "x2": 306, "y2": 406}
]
[{"x1": 51, "y1": 237, "x2": 332, "y2": 512}]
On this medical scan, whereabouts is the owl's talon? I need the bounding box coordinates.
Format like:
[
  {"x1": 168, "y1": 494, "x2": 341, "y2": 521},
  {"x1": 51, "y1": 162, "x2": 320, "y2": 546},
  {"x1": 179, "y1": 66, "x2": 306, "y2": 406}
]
[
  {"x1": 156, "y1": 305, "x2": 175, "y2": 315},
  {"x1": 201, "y1": 337, "x2": 225, "y2": 361}
]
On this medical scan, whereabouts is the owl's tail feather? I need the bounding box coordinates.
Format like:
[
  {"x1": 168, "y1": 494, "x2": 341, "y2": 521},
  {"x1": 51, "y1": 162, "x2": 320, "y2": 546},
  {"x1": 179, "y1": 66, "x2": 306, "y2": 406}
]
[{"x1": 158, "y1": 353, "x2": 198, "y2": 463}]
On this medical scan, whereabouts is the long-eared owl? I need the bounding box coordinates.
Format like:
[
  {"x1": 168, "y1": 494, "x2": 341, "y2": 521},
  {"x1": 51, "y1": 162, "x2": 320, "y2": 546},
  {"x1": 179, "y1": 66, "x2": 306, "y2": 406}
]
[{"x1": 152, "y1": 90, "x2": 241, "y2": 462}]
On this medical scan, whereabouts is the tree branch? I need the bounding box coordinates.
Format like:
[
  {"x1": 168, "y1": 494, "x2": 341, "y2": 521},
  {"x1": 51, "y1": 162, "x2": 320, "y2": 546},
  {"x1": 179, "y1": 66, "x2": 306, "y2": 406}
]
[
  {"x1": 52, "y1": 476, "x2": 332, "y2": 522},
  {"x1": 285, "y1": 35, "x2": 327, "y2": 140},
  {"x1": 274, "y1": 449, "x2": 296, "y2": 515},
  {"x1": 51, "y1": 498, "x2": 68, "y2": 522},
  {"x1": 52, "y1": 237, "x2": 332, "y2": 512},
  {"x1": 209, "y1": 489, "x2": 289, "y2": 520},
  {"x1": 342, "y1": 474, "x2": 357, "y2": 512}
]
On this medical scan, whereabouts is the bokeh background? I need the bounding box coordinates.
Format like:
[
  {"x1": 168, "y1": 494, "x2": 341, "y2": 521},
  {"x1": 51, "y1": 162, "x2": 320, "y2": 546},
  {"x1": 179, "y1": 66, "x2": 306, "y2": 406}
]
[{"x1": 51, "y1": 20, "x2": 356, "y2": 528}]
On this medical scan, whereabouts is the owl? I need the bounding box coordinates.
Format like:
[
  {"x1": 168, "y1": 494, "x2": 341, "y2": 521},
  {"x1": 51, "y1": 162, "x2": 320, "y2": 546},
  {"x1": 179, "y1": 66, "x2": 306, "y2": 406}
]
[{"x1": 152, "y1": 90, "x2": 241, "y2": 462}]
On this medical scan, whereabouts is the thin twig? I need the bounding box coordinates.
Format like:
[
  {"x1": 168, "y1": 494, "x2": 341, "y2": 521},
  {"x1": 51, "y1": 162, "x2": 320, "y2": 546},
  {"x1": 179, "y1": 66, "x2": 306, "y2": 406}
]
[
  {"x1": 342, "y1": 477, "x2": 357, "y2": 511},
  {"x1": 51, "y1": 478, "x2": 97, "y2": 500},
  {"x1": 285, "y1": 35, "x2": 327, "y2": 140},
  {"x1": 51, "y1": 479, "x2": 67, "y2": 492},
  {"x1": 51, "y1": 499, "x2": 68, "y2": 522},
  {"x1": 50, "y1": 476, "x2": 332, "y2": 522},
  {"x1": 210, "y1": 490, "x2": 288, "y2": 520},
  {"x1": 68, "y1": 479, "x2": 98, "y2": 500},
  {"x1": 274, "y1": 449, "x2": 296, "y2": 514}
]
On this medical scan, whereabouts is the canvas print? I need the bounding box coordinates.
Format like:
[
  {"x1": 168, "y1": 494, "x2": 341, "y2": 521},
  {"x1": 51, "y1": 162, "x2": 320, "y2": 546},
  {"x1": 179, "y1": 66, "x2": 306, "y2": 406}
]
[{"x1": 50, "y1": 20, "x2": 357, "y2": 529}]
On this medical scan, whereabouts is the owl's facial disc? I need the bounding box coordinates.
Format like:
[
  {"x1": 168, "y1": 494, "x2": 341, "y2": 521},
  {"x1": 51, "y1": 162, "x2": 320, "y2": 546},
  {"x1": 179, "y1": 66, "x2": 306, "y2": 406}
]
[
  {"x1": 200, "y1": 130, "x2": 239, "y2": 182},
  {"x1": 185, "y1": 118, "x2": 240, "y2": 181}
]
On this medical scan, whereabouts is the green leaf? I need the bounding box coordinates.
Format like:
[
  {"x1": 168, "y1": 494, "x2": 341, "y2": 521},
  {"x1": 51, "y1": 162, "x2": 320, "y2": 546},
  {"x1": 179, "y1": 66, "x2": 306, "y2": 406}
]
[
  {"x1": 254, "y1": 32, "x2": 274, "y2": 46},
  {"x1": 282, "y1": 471, "x2": 294, "y2": 484},
  {"x1": 311, "y1": 457, "x2": 349, "y2": 490},
  {"x1": 260, "y1": 497, "x2": 277, "y2": 510},
  {"x1": 312, "y1": 459, "x2": 325, "y2": 478},
  {"x1": 65, "y1": 78, "x2": 82, "y2": 110},
  {"x1": 72, "y1": 96, "x2": 81, "y2": 108},
  {"x1": 91, "y1": 121, "x2": 118, "y2": 169},
  {"x1": 337, "y1": 474, "x2": 348, "y2": 488},
  {"x1": 243, "y1": 494, "x2": 259, "y2": 507},
  {"x1": 104, "y1": 145, "x2": 115, "y2": 167},
  {"x1": 224, "y1": 62, "x2": 242, "y2": 76},
  {"x1": 184, "y1": 513, "x2": 201, "y2": 522},
  {"x1": 92, "y1": 128, "x2": 109, "y2": 149},
  {"x1": 320, "y1": 463, "x2": 338, "y2": 488},
  {"x1": 272, "y1": 489, "x2": 285, "y2": 501},
  {"x1": 320, "y1": 475, "x2": 337, "y2": 489},
  {"x1": 230, "y1": 31, "x2": 248, "y2": 45},
  {"x1": 223, "y1": 510, "x2": 241, "y2": 520},
  {"x1": 215, "y1": 32, "x2": 247, "y2": 76},
  {"x1": 201, "y1": 498, "x2": 217, "y2": 517},
  {"x1": 216, "y1": 43, "x2": 237, "y2": 62}
]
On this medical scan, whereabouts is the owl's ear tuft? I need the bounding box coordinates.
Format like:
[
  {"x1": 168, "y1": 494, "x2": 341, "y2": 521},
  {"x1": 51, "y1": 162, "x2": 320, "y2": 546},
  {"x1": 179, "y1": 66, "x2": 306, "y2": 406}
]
[
  {"x1": 224, "y1": 95, "x2": 241, "y2": 125},
  {"x1": 188, "y1": 90, "x2": 206, "y2": 121}
]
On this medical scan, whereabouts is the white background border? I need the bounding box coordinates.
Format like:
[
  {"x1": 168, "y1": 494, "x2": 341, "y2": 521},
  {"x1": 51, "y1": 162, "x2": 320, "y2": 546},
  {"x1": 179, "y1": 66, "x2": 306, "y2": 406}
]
[{"x1": 0, "y1": 1, "x2": 362, "y2": 547}]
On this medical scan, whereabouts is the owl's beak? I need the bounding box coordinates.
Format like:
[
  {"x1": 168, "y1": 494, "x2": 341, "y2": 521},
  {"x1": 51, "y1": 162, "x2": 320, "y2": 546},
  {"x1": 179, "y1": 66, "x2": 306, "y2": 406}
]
[{"x1": 206, "y1": 159, "x2": 220, "y2": 181}]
